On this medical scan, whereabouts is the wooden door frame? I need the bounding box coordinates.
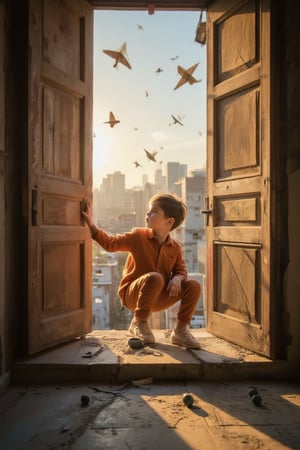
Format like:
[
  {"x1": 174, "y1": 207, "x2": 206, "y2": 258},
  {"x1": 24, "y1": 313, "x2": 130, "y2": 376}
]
[
  {"x1": 22, "y1": 0, "x2": 282, "y2": 358},
  {"x1": 86, "y1": 1, "x2": 283, "y2": 359},
  {"x1": 88, "y1": 1, "x2": 211, "y2": 10}
]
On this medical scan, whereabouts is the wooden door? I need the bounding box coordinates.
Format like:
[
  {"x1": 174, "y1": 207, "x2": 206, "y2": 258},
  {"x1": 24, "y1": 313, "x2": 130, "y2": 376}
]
[
  {"x1": 28, "y1": 0, "x2": 93, "y2": 354},
  {"x1": 206, "y1": 0, "x2": 275, "y2": 357}
]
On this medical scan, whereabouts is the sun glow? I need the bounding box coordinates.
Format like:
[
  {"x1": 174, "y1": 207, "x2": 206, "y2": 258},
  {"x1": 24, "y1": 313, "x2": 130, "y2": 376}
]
[{"x1": 93, "y1": 127, "x2": 111, "y2": 167}]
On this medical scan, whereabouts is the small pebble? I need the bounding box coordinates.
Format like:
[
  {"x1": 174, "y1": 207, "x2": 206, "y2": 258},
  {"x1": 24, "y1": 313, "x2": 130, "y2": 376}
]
[
  {"x1": 128, "y1": 337, "x2": 145, "y2": 349},
  {"x1": 251, "y1": 393, "x2": 262, "y2": 406},
  {"x1": 182, "y1": 393, "x2": 194, "y2": 408},
  {"x1": 81, "y1": 394, "x2": 90, "y2": 406},
  {"x1": 248, "y1": 387, "x2": 262, "y2": 406}
]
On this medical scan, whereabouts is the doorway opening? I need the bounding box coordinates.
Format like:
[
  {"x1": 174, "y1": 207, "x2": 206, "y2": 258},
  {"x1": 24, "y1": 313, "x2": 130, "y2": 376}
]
[{"x1": 91, "y1": 9, "x2": 207, "y2": 332}]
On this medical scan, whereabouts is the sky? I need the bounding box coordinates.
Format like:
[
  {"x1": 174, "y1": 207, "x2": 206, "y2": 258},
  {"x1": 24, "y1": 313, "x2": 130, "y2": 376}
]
[{"x1": 93, "y1": 9, "x2": 206, "y2": 189}]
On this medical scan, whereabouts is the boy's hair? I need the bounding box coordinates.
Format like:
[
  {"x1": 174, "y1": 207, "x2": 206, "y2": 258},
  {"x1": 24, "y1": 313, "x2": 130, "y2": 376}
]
[{"x1": 149, "y1": 193, "x2": 187, "y2": 230}]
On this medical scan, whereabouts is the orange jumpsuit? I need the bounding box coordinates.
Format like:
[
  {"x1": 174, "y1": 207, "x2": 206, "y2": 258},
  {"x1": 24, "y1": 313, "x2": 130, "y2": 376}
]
[{"x1": 91, "y1": 227, "x2": 201, "y2": 325}]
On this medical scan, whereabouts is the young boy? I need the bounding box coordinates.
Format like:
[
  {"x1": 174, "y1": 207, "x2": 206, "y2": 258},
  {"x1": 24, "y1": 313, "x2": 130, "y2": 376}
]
[{"x1": 81, "y1": 193, "x2": 201, "y2": 349}]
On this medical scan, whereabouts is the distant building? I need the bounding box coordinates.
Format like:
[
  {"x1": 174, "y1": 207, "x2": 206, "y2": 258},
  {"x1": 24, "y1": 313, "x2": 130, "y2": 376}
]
[
  {"x1": 131, "y1": 189, "x2": 145, "y2": 227},
  {"x1": 197, "y1": 238, "x2": 206, "y2": 274},
  {"x1": 144, "y1": 182, "x2": 154, "y2": 214},
  {"x1": 185, "y1": 175, "x2": 206, "y2": 272},
  {"x1": 154, "y1": 168, "x2": 167, "y2": 192},
  {"x1": 142, "y1": 174, "x2": 148, "y2": 186},
  {"x1": 175, "y1": 171, "x2": 206, "y2": 273},
  {"x1": 188, "y1": 272, "x2": 205, "y2": 316},
  {"x1": 98, "y1": 171, "x2": 125, "y2": 209},
  {"x1": 92, "y1": 263, "x2": 118, "y2": 330},
  {"x1": 166, "y1": 162, "x2": 187, "y2": 195},
  {"x1": 117, "y1": 212, "x2": 136, "y2": 231},
  {"x1": 190, "y1": 168, "x2": 206, "y2": 178}
]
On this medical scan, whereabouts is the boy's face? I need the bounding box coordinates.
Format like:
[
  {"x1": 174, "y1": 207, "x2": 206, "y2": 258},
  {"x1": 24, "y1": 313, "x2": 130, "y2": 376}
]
[{"x1": 145, "y1": 201, "x2": 174, "y2": 232}]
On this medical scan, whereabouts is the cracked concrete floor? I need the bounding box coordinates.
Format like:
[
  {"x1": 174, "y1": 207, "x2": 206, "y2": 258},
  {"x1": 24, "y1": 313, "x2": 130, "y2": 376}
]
[
  {"x1": 0, "y1": 381, "x2": 300, "y2": 450},
  {"x1": 13, "y1": 330, "x2": 282, "y2": 385}
]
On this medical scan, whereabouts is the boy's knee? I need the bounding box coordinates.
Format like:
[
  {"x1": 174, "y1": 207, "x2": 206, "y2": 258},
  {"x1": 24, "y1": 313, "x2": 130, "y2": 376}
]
[
  {"x1": 146, "y1": 272, "x2": 165, "y2": 287},
  {"x1": 186, "y1": 279, "x2": 201, "y2": 296}
]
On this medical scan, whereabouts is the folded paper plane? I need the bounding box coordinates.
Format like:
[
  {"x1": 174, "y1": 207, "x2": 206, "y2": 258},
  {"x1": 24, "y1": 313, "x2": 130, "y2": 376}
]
[
  {"x1": 170, "y1": 114, "x2": 184, "y2": 126},
  {"x1": 144, "y1": 149, "x2": 157, "y2": 162},
  {"x1": 102, "y1": 42, "x2": 132, "y2": 70},
  {"x1": 174, "y1": 63, "x2": 200, "y2": 90},
  {"x1": 104, "y1": 111, "x2": 120, "y2": 128}
]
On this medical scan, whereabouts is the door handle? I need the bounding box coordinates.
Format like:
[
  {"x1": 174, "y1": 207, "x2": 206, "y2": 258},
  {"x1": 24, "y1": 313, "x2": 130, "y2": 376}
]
[
  {"x1": 200, "y1": 209, "x2": 212, "y2": 226},
  {"x1": 200, "y1": 209, "x2": 212, "y2": 215},
  {"x1": 201, "y1": 197, "x2": 212, "y2": 226}
]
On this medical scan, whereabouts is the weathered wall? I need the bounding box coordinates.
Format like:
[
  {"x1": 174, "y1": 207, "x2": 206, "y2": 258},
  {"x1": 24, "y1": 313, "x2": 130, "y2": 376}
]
[
  {"x1": 0, "y1": 1, "x2": 28, "y2": 380},
  {"x1": 284, "y1": 1, "x2": 300, "y2": 371},
  {"x1": 287, "y1": 172, "x2": 300, "y2": 367},
  {"x1": 0, "y1": 0, "x2": 5, "y2": 377}
]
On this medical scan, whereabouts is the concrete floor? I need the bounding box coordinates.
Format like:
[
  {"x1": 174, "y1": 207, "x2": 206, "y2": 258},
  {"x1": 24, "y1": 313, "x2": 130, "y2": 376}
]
[
  {"x1": 1, "y1": 329, "x2": 299, "y2": 449},
  {"x1": 11, "y1": 329, "x2": 291, "y2": 384},
  {"x1": 0, "y1": 380, "x2": 300, "y2": 449}
]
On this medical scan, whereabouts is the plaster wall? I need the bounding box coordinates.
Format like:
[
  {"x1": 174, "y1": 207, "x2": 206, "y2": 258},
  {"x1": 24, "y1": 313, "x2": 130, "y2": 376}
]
[
  {"x1": 0, "y1": 1, "x2": 5, "y2": 376},
  {"x1": 286, "y1": 171, "x2": 300, "y2": 367},
  {"x1": 0, "y1": 1, "x2": 27, "y2": 377},
  {"x1": 285, "y1": 1, "x2": 300, "y2": 371}
]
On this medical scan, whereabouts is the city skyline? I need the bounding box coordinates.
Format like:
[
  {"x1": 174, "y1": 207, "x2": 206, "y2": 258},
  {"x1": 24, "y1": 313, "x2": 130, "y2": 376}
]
[
  {"x1": 95, "y1": 160, "x2": 206, "y2": 190},
  {"x1": 94, "y1": 161, "x2": 206, "y2": 192},
  {"x1": 93, "y1": 9, "x2": 207, "y2": 189}
]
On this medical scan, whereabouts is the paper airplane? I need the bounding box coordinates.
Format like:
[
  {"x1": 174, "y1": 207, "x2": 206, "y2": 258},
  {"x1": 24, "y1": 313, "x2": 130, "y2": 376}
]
[
  {"x1": 104, "y1": 111, "x2": 120, "y2": 128},
  {"x1": 170, "y1": 114, "x2": 184, "y2": 126},
  {"x1": 134, "y1": 160, "x2": 142, "y2": 167},
  {"x1": 173, "y1": 63, "x2": 200, "y2": 90},
  {"x1": 102, "y1": 42, "x2": 132, "y2": 69},
  {"x1": 144, "y1": 149, "x2": 157, "y2": 162}
]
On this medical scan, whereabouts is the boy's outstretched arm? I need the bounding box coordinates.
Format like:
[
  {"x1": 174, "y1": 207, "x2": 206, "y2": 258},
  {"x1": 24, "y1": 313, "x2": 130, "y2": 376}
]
[{"x1": 81, "y1": 199, "x2": 127, "y2": 251}]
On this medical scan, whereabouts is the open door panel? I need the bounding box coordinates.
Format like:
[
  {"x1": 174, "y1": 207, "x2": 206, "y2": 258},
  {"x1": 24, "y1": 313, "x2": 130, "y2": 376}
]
[
  {"x1": 206, "y1": 0, "x2": 275, "y2": 358},
  {"x1": 27, "y1": 0, "x2": 93, "y2": 354}
]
